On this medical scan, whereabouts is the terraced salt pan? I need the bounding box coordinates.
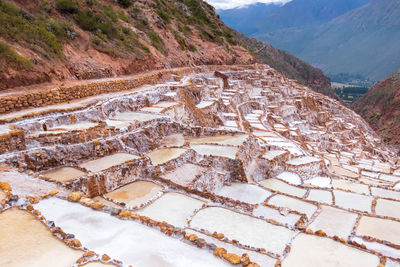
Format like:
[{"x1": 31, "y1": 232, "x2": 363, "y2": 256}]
[
  {"x1": 333, "y1": 190, "x2": 372, "y2": 212},
  {"x1": 196, "y1": 101, "x2": 215, "y2": 109},
  {"x1": 41, "y1": 167, "x2": 86, "y2": 182},
  {"x1": 184, "y1": 229, "x2": 277, "y2": 267},
  {"x1": 375, "y1": 198, "x2": 400, "y2": 219},
  {"x1": 268, "y1": 194, "x2": 317, "y2": 219},
  {"x1": 262, "y1": 150, "x2": 287, "y2": 161},
  {"x1": 34, "y1": 198, "x2": 229, "y2": 267},
  {"x1": 253, "y1": 205, "x2": 301, "y2": 227},
  {"x1": 371, "y1": 187, "x2": 400, "y2": 200},
  {"x1": 111, "y1": 112, "x2": 166, "y2": 122},
  {"x1": 216, "y1": 183, "x2": 271, "y2": 204},
  {"x1": 49, "y1": 121, "x2": 98, "y2": 132},
  {"x1": 259, "y1": 178, "x2": 306, "y2": 198},
  {"x1": 356, "y1": 216, "x2": 400, "y2": 245},
  {"x1": 137, "y1": 192, "x2": 204, "y2": 228},
  {"x1": 0, "y1": 209, "x2": 82, "y2": 267},
  {"x1": 282, "y1": 234, "x2": 379, "y2": 267},
  {"x1": 304, "y1": 176, "x2": 331, "y2": 188},
  {"x1": 92, "y1": 196, "x2": 122, "y2": 209},
  {"x1": 160, "y1": 133, "x2": 185, "y2": 147},
  {"x1": 276, "y1": 172, "x2": 302, "y2": 185},
  {"x1": 361, "y1": 170, "x2": 380, "y2": 178},
  {"x1": 153, "y1": 101, "x2": 179, "y2": 108},
  {"x1": 328, "y1": 165, "x2": 359, "y2": 178},
  {"x1": 359, "y1": 176, "x2": 391, "y2": 187},
  {"x1": 105, "y1": 119, "x2": 130, "y2": 130},
  {"x1": 190, "y1": 207, "x2": 295, "y2": 254},
  {"x1": 190, "y1": 144, "x2": 238, "y2": 159},
  {"x1": 162, "y1": 164, "x2": 206, "y2": 187},
  {"x1": 351, "y1": 236, "x2": 400, "y2": 259},
  {"x1": 332, "y1": 179, "x2": 370, "y2": 194},
  {"x1": 146, "y1": 148, "x2": 188, "y2": 165},
  {"x1": 104, "y1": 181, "x2": 163, "y2": 208},
  {"x1": 380, "y1": 174, "x2": 400, "y2": 183},
  {"x1": 286, "y1": 156, "x2": 320, "y2": 166},
  {"x1": 140, "y1": 106, "x2": 165, "y2": 113},
  {"x1": 79, "y1": 153, "x2": 139, "y2": 172},
  {"x1": 306, "y1": 189, "x2": 332, "y2": 204},
  {"x1": 308, "y1": 205, "x2": 358, "y2": 238},
  {"x1": 187, "y1": 134, "x2": 248, "y2": 146}
]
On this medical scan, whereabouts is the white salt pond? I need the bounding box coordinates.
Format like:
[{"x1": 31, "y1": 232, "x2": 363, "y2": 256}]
[
  {"x1": 328, "y1": 165, "x2": 359, "y2": 178},
  {"x1": 34, "y1": 198, "x2": 229, "y2": 267},
  {"x1": 196, "y1": 101, "x2": 215, "y2": 109},
  {"x1": 286, "y1": 156, "x2": 320, "y2": 166},
  {"x1": 104, "y1": 181, "x2": 164, "y2": 208},
  {"x1": 161, "y1": 164, "x2": 206, "y2": 187},
  {"x1": 332, "y1": 179, "x2": 369, "y2": 194},
  {"x1": 333, "y1": 190, "x2": 372, "y2": 212},
  {"x1": 276, "y1": 172, "x2": 302, "y2": 185},
  {"x1": 105, "y1": 119, "x2": 131, "y2": 130},
  {"x1": 137, "y1": 192, "x2": 205, "y2": 228},
  {"x1": 190, "y1": 144, "x2": 238, "y2": 159},
  {"x1": 371, "y1": 187, "x2": 400, "y2": 200},
  {"x1": 49, "y1": 121, "x2": 98, "y2": 132},
  {"x1": 41, "y1": 167, "x2": 86, "y2": 182},
  {"x1": 375, "y1": 198, "x2": 400, "y2": 219},
  {"x1": 356, "y1": 216, "x2": 400, "y2": 245},
  {"x1": 259, "y1": 178, "x2": 306, "y2": 198},
  {"x1": 190, "y1": 207, "x2": 295, "y2": 254},
  {"x1": 216, "y1": 183, "x2": 271, "y2": 204},
  {"x1": 79, "y1": 153, "x2": 140, "y2": 172},
  {"x1": 306, "y1": 189, "x2": 333, "y2": 204},
  {"x1": 282, "y1": 234, "x2": 379, "y2": 267},
  {"x1": 253, "y1": 205, "x2": 301, "y2": 227},
  {"x1": 304, "y1": 176, "x2": 331, "y2": 188},
  {"x1": 184, "y1": 229, "x2": 277, "y2": 267},
  {"x1": 186, "y1": 135, "x2": 248, "y2": 146},
  {"x1": 351, "y1": 236, "x2": 400, "y2": 259},
  {"x1": 262, "y1": 150, "x2": 287, "y2": 161},
  {"x1": 111, "y1": 112, "x2": 166, "y2": 122},
  {"x1": 146, "y1": 148, "x2": 188, "y2": 165},
  {"x1": 268, "y1": 194, "x2": 317, "y2": 219},
  {"x1": 0, "y1": 208, "x2": 82, "y2": 267},
  {"x1": 160, "y1": 133, "x2": 185, "y2": 147},
  {"x1": 307, "y1": 205, "x2": 358, "y2": 238}
]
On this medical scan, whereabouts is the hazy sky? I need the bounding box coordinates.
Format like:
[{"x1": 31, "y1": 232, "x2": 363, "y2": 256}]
[{"x1": 205, "y1": 0, "x2": 291, "y2": 10}]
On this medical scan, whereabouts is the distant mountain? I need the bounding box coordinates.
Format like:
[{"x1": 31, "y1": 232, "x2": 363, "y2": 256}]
[
  {"x1": 219, "y1": 0, "x2": 369, "y2": 35},
  {"x1": 354, "y1": 69, "x2": 400, "y2": 146},
  {"x1": 219, "y1": 0, "x2": 400, "y2": 81},
  {"x1": 235, "y1": 31, "x2": 337, "y2": 99}
]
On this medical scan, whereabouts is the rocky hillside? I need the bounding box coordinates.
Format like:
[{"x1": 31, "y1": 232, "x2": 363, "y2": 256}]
[
  {"x1": 354, "y1": 69, "x2": 400, "y2": 146},
  {"x1": 235, "y1": 31, "x2": 338, "y2": 99},
  {"x1": 0, "y1": 0, "x2": 254, "y2": 90}
]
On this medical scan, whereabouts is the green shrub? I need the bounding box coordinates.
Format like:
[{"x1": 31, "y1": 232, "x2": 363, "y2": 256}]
[
  {"x1": 170, "y1": 28, "x2": 185, "y2": 50},
  {"x1": 74, "y1": 10, "x2": 115, "y2": 39},
  {"x1": 117, "y1": 0, "x2": 132, "y2": 8},
  {"x1": 90, "y1": 35, "x2": 101, "y2": 46},
  {"x1": 0, "y1": 41, "x2": 32, "y2": 69},
  {"x1": 157, "y1": 9, "x2": 170, "y2": 23},
  {"x1": 149, "y1": 31, "x2": 164, "y2": 52},
  {"x1": 0, "y1": 1, "x2": 62, "y2": 56},
  {"x1": 56, "y1": 0, "x2": 78, "y2": 14}
]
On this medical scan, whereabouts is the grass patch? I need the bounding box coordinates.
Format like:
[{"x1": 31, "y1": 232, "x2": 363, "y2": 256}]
[
  {"x1": 0, "y1": 1, "x2": 63, "y2": 56},
  {"x1": 0, "y1": 41, "x2": 32, "y2": 69}
]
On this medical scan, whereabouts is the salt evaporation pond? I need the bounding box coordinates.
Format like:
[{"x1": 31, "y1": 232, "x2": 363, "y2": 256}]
[
  {"x1": 146, "y1": 148, "x2": 188, "y2": 165},
  {"x1": 111, "y1": 112, "x2": 166, "y2": 122},
  {"x1": 268, "y1": 194, "x2": 317, "y2": 219},
  {"x1": 161, "y1": 164, "x2": 206, "y2": 187},
  {"x1": 160, "y1": 134, "x2": 185, "y2": 147},
  {"x1": 79, "y1": 153, "x2": 140, "y2": 172},
  {"x1": 41, "y1": 167, "x2": 86, "y2": 182},
  {"x1": 137, "y1": 192, "x2": 205, "y2": 228},
  {"x1": 333, "y1": 190, "x2": 372, "y2": 212},
  {"x1": 259, "y1": 178, "x2": 306, "y2": 198},
  {"x1": 282, "y1": 234, "x2": 379, "y2": 267},
  {"x1": 104, "y1": 180, "x2": 164, "y2": 208},
  {"x1": 216, "y1": 183, "x2": 271, "y2": 204},
  {"x1": 356, "y1": 216, "x2": 400, "y2": 245},
  {"x1": 307, "y1": 205, "x2": 357, "y2": 238},
  {"x1": 34, "y1": 198, "x2": 229, "y2": 267},
  {"x1": 190, "y1": 207, "x2": 295, "y2": 254},
  {"x1": 0, "y1": 208, "x2": 82, "y2": 267},
  {"x1": 252, "y1": 205, "x2": 301, "y2": 227},
  {"x1": 189, "y1": 144, "x2": 238, "y2": 159},
  {"x1": 375, "y1": 198, "x2": 400, "y2": 219},
  {"x1": 187, "y1": 135, "x2": 248, "y2": 146}
]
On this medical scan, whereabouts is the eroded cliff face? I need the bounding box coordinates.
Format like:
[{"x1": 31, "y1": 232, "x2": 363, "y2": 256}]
[
  {"x1": 354, "y1": 69, "x2": 400, "y2": 147},
  {"x1": 0, "y1": 0, "x2": 255, "y2": 90}
]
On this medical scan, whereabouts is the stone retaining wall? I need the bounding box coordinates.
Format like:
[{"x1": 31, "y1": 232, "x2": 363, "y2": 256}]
[{"x1": 0, "y1": 64, "x2": 262, "y2": 115}]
